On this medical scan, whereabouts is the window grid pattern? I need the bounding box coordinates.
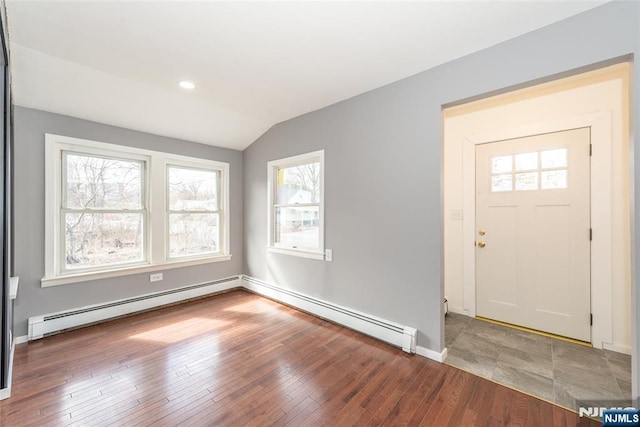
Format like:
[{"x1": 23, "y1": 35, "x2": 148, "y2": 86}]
[{"x1": 491, "y1": 148, "x2": 568, "y2": 193}]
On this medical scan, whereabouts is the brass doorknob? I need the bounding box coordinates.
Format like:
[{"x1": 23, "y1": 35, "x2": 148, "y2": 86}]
[
  {"x1": 478, "y1": 229, "x2": 486, "y2": 236},
  {"x1": 477, "y1": 241, "x2": 486, "y2": 248}
]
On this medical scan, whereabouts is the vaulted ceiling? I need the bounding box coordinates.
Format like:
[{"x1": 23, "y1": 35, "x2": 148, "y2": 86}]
[{"x1": 6, "y1": 1, "x2": 607, "y2": 150}]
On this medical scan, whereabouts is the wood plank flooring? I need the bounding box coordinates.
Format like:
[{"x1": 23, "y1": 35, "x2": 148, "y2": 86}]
[{"x1": 0, "y1": 290, "x2": 598, "y2": 426}]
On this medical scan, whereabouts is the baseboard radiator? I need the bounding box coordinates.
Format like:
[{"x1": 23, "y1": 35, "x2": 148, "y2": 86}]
[
  {"x1": 242, "y1": 275, "x2": 417, "y2": 353},
  {"x1": 28, "y1": 276, "x2": 242, "y2": 340},
  {"x1": 26, "y1": 274, "x2": 418, "y2": 356}
]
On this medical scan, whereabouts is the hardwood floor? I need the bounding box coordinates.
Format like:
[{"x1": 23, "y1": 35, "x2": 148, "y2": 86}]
[{"x1": 0, "y1": 290, "x2": 597, "y2": 426}]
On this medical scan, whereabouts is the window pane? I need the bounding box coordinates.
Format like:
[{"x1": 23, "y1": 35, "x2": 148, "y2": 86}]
[
  {"x1": 65, "y1": 153, "x2": 143, "y2": 210},
  {"x1": 491, "y1": 155, "x2": 512, "y2": 174},
  {"x1": 515, "y1": 172, "x2": 538, "y2": 191},
  {"x1": 276, "y1": 162, "x2": 320, "y2": 205},
  {"x1": 168, "y1": 166, "x2": 218, "y2": 211},
  {"x1": 275, "y1": 206, "x2": 319, "y2": 249},
  {"x1": 515, "y1": 152, "x2": 538, "y2": 171},
  {"x1": 541, "y1": 170, "x2": 568, "y2": 189},
  {"x1": 541, "y1": 149, "x2": 568, "y2": 169},
  {"x1": 169, "y1": 213, "x2": 219, "y2": 257},
  {"x1": 64, "y1": 213, "x2": 144, "y2": 270},
  {"x1": 491, "y1": 174, "x2": 512, "y2": 192}
]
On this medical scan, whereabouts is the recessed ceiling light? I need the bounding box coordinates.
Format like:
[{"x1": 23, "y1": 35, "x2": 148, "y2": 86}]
[{"x1": 179, "y1": 81, "x2": 195, "y2": 90}]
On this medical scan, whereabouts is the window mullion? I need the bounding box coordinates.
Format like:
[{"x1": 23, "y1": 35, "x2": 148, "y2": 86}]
[
  {"x1": 167, "y1": 209, "x2": 219, "y2": 214},
  {"x1": 61, "y1": 208, "x2": 147, "y2": 214},
  {"x1": 273, "y1": 203, "x2": 319, "y2": 209}
]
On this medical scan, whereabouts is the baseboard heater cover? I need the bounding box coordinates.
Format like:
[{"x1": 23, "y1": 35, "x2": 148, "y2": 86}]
[
  {"x1": 242, "y1": 275, "x2": 417, "y2": 354},
  {"x1": 28, "y1": 275, "x2": 241, "y2": 340}
]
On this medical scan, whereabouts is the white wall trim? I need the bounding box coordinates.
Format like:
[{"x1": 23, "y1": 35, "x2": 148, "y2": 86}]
[
  {"x1": 241, "y1": 275, "x2": 429, "y2": 357},
  {"x1": 460, "y1": 112, "x2": 614, "y2": 348},
  {"x1": 603, "y1": 343, "x2": 632, "y2": 355},
  {"x1": 0, "y1": 337, "x2": 19, "y2": 401},
  {"x1": 416, "y1": 346, "x2": 448, "y2": 363},
  {"x1": 445, "y1": 305, "x2": 470, "y2": 316},
  {"x1": 13, "y1": 335, "x2": 28, "y2": 345},
  {"x1": 266, "y1": 247, "x2": 325, "y2": 261},
  {"x1": 28, "y1": 276, "x2": 242, "y2": 340}
]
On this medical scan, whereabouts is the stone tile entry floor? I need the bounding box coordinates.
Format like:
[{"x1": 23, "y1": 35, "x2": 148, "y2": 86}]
[{"x1": 444, "y1": 312, "x2": 632, "y2": 410}]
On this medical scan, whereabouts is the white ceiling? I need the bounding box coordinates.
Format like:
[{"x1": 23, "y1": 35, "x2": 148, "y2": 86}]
[{"x1": 6, "y1": 1, "x2": 607, "y2": 151}]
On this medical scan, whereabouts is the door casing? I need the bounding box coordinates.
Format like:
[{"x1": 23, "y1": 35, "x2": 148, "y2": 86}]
[
  {"x1": 443, "y1": 63, "x2": 631, "y2": 353},
  {"x1": 463, "y1": 113, "x2": 610, "y2": 347}
]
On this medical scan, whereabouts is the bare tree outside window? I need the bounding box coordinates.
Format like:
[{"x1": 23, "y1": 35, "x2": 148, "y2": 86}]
[{"x1": 63, "y1": 152, "x2": 145, "y2": 270}]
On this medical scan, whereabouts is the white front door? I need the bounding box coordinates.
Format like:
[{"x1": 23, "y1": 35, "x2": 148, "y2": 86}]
[{"x1": 475, "y1": 127, "x2": 591, "y2": 342}]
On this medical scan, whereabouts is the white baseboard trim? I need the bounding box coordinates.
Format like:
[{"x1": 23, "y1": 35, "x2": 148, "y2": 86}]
[
  {"x1": 28, "y1": 275, "x2": 242, "y2": 340},
  {"x1": 602, "y1": 342, "x2": 632, "y2": 355},
  {"x1": 0, "y1": 336, "x2": 18, "y2": 400},
  {"x1": 416, "y1": 346, "x2": 448, "y2": 363},
  {"x1": 14, "y1": 335, "x2": 28, "y2": 345},
  {"x1": 241, "y1": 275, "x2": 420, "y2": 354},
  {"x1": 447, "y1": 306, "x2": 471, "y2": 316}
]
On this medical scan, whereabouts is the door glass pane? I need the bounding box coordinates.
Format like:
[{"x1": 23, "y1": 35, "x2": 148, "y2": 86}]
[
  {"x1": 65, "y1": 153, "x2": 143, "y2": 210},
  {"x1": 276, "y1": 162, "x2": 321, "y2": 205},
  {"x1": 515, "y1": 152, "x2": 538, "y2": 171},
  {"x1": 169, "y1": 213, "x2": 219, "y2": 257},
  {"x1": 491, "y1": 174, "x2": 512, "y2": 192},
  {"x1": 541, "y1": 170, "x2": 568, "y2": 189},
  {"x1": 275, "y1": 206, "x2": 320, "y2": 249},
  {"x1": 515, "y1": 172, "x2": 538, "y2": 190},
  {"x1": 491, "y1": 155, "x2": 512, "y2": 174},
  {"x1": 168, "y1": 166, "x2": 218, "y2": 211},
  {"x1": 64, "y1": 213, "x2": 144, "y2": 269},
  {"x1": 541, "y1": 149, "x2": 568, "y2": 169}
]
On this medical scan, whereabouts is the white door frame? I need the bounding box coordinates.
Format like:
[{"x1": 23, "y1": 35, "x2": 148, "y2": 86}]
[{"x1": 461, "y1": 112, "x2": 612, "y2": 348}]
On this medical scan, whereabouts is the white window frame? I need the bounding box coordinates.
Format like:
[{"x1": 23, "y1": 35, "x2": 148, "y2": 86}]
[
  {"x1": 267, "y1": 150, "x2": 325, "y2": 260},
  {"x1": 43, "y1": 134, "x2": 231, "y2": 287}
]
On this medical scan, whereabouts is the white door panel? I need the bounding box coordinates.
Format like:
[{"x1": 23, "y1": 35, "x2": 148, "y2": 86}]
[{"x1": 476, "y1": 127, "x2": 591, "y2": 342}]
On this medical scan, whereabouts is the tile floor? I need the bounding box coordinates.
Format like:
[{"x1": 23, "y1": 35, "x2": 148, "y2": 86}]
[{"x1": 445, "y1": 312, "x2": 632, "y2": 409}]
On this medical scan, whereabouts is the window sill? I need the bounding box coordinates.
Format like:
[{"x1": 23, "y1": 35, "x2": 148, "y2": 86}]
[
  {"x1": 41, "y1": 255, "x2": 232, "y2": 287},
  {"x1": 267, "y1": 246, "x2": 325, "y2": 260}
]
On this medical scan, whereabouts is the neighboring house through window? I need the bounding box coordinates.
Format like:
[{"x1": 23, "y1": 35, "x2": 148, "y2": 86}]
[{"x1": 267, "y1": 150, "x2": 325, "y2": 260}]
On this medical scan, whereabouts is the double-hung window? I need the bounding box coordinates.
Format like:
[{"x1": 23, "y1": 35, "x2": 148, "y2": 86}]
[
  {"x1": 167, "y1": 165, "x2": 221, "y2": 259},
  {"x1": 267, "y1": 150, "x2": 324, "y2": 260},
  {"x1": 44, "y1": 134, "x2": 231, "y2": 286},
  {"x1": 62, "y1": 151, "x2": 147, "y2": 272}
]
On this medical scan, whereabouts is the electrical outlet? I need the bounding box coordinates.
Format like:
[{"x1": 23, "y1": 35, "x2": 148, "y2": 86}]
[
  {"x1": 325, "y1": 249, "x2": 333, "y2": 262},
  {"x1": 150, "y1": 273, "x2": 163, "y2": 282}
]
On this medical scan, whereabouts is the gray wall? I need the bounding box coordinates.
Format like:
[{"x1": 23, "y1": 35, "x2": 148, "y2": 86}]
[
  {"x1": 13, "y1": 107, "x2": 244, "y2": 336},
  {"x1": 243, "y1": 0, "x2": 640, "y2": 370}
]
